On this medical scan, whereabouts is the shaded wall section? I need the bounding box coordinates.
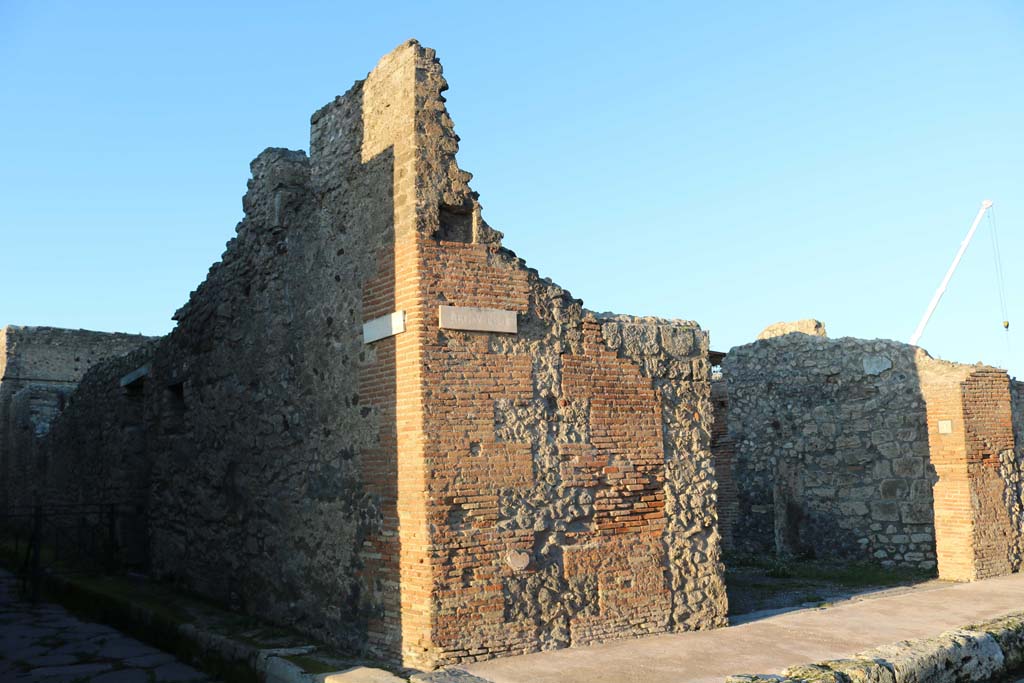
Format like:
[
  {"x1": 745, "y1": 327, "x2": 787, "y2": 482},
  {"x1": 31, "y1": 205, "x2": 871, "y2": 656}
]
[
  {"x1": 0, "y1": 326, "x2": 150, "y2": 510},
  {"x1": 710, "y1": 372, "x2": 737, "y2": 552}
]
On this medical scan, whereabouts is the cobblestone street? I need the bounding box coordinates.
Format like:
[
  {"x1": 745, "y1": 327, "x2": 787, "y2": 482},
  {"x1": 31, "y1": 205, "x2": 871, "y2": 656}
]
[{"x1": 0, "y1": 569, "x2": 213, "y2": 682}]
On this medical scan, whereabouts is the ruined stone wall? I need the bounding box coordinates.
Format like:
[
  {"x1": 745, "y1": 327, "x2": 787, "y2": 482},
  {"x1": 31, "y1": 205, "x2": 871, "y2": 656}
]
[
  {"x1": 28, "y1": 346, "x2": 156, "y2": 567},
  {"x1": 1009, "y1": 380, "x2": 1024, "y2": 570},
  {"x1": 35, "y1": 40, "x2": 726, "y2": 670},
  {"x1": 710, "y1": 378, "x2": 738, "y2": 551},
  {"x1": 7, "y1": 384, "x2": 71, "y2": 508},
  {"x1": 39, "y1": 346, "x2": 155, "y2": 509},
  {"x1": 147, "y1": 112, "x2": 397, "y2": 654},
  {"x1": 723, "y1": 335, "x2": 937, "y2": 570},
  {"x1": 0, "y1": 326, "x2": 150, "y2": 511},
  {"x1": 725, "y1": 328, "x2": 1024, "y2": 581}
]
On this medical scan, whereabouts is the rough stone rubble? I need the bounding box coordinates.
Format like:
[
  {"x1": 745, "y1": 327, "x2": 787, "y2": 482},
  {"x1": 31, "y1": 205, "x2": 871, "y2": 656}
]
[{"x1": 716, "y1": 321, "x2": 1024, "y2": 581}]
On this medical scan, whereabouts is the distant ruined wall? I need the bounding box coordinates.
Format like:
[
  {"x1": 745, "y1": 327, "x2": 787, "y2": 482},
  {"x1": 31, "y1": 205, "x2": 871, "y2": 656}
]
[
  {"x1": 35, "y1": 346, "x2": 156, "y2": 567},
  {"x1": 723, "y1": 334, "x2": 937, "y2": 570},
  {"x1": 724, "y1": 328, "x2": 1023, "y2": 581},
  {"x1": 0, "y1": 326, "x2": 150, "y2": 511},
  {"x1": 34, "y1": 41, "x2": 726, "y2": 670}
]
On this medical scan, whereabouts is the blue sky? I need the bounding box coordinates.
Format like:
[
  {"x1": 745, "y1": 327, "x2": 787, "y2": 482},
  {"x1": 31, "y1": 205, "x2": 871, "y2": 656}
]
[{"x1": 1, "y1": 1, "x2": 1021, "y2": 375}]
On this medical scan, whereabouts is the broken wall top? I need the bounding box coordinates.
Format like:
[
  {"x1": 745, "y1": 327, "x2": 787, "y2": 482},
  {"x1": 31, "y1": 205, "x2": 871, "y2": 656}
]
[
  {"x1": 173, "y1": 39, "x2": 704, "y2": 338},
  {"x1": 0, "y1": 325, "x2": 153, "y2": 384}
]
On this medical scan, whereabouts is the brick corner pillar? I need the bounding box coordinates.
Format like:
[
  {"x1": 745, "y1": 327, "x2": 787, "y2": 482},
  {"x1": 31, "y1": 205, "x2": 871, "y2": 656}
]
[{"x1": 921, "y1": 360, "x2": 1017, "y2": 581}]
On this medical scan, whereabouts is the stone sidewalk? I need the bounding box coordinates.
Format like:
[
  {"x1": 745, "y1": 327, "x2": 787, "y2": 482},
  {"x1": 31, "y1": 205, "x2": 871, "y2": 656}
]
[
  {"x1": 457, "y1": 571, "x2": 1024, "y2": 683},
  {"x1": 0, "y1": 569, "x2": 214, "y2": 683}
]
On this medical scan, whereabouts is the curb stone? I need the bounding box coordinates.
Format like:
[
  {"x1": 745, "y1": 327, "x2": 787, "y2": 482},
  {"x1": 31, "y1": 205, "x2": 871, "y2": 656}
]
[
  {"x1": 409, "y1": 669, "x2": 494, "y2": 683},
  {"x1": 727, "y1": 612, "x2": 1024, "y2": 683}
]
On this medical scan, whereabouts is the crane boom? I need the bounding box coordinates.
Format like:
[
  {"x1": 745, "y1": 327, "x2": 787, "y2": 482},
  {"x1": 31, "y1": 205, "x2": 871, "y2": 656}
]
[{"x1": 909, "y1": 199, "x2": 993, "y2": 346}]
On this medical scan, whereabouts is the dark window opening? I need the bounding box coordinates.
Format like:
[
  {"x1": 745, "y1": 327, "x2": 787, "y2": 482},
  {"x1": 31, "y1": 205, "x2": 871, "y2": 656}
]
[
  {"x1": 122, "y1": 378, "x2": 145, "y2": 426},
  {"x1": 124, "y1": 379, "x2": 145, "y2": 399},
  {"x1": 436, "y1": 204, "x2": 473, "y2": 243},
  {"x1": 164, "y1": 382, "x2": 186, "y2": 433}
]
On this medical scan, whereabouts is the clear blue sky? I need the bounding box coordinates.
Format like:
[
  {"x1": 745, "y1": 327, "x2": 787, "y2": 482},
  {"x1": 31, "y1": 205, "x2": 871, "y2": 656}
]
[{"x1": 2, "y1": 1, "x2": 1021, "y2": 376}]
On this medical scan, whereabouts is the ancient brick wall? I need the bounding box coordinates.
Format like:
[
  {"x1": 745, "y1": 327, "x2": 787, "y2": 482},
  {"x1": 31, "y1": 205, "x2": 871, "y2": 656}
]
[
  {"x1": 0, "y1": 326, "x2": 150, "y2": 511},
  {"x1": 919, "y1": 359, "x2": 979, "y2": 580},
  {"x1": 723, "y1": 334, "x2": 937, "y2": 569},
  {"x1": 920, "y1": 363, "x2": 1020, "y2": 581},
  {"x1": 962, "y1": 369, "x2": 1016, "y2": 578},
  {"x1": 33, "y1": 40, "x2": 727, "y2": 670},
  {"x1": 389, "y1": 47, "x2": 724, "y2": 667}
]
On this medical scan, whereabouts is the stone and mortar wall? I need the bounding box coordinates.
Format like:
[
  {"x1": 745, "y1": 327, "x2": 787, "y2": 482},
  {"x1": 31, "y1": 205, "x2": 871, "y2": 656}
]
[
  {"x1": 0, "y1": 325, "x2": 150, "y2": 511},
  {"x1": 723, "y1": 335, "x2": 937, "y2": 569},
  {"x1": 39, "y1": 345, "x2": 156, "y2": 509},
  {"x1": 724, "y1": 327, "x2": 1023, "y2": 580},
  {"x1": 34, "y1": 41, "x2": 727, "y2": 670},
  {"x1": 710, "y1": 378, "x2": 738, "y2": 551},
  {"x1": 1008, "y1": 380, "x2": 1024, "y2": 571}
]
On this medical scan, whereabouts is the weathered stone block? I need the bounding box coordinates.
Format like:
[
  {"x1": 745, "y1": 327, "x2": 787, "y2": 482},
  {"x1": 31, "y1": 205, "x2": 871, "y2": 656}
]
[{"x1": 870, "y1": 501, "x2": 901, "y2": 522}]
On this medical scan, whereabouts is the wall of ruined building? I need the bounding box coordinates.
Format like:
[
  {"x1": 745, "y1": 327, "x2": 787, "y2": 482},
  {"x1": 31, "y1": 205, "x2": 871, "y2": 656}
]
[
  {"x1": 723, "y1": 328, "x2": 1024, "y2": 580},
  {"x1": 27, "y1": 346, "x2": 156, "y2": 567},
  {"x1": 147, "y1": 131, "x2": 390, "y2": 653},
  {"x1": 723, "y1": 335, "x2": 938, "y2": 570},
  {"x1": 1008, "y1": 380, "x2": 1024, "y2": 570},
  {"x1": 34, "y1": 40, "x2": 726, "y2": 670},
  {"x1": 710, "y1": 378, "x2": 738, "y2": 551},
  {"x1": 962, "y1": 369, "x2": 1017, "y2": 577},
  {"x1": 0, "y1": 326, "x2": 150, "y2": 511},
  {"x1": 918, "y1": 361, "x2": 1021, "y2": 581},
  {"x1": 381, "y1": 45, "x2": 725, "y2": 668},
  {"x1": 6, "y1": 384, "x2": 71, "y2": 509},
  {"x1": 39, "y1": 346, "x2": 155, "y2": 507}
]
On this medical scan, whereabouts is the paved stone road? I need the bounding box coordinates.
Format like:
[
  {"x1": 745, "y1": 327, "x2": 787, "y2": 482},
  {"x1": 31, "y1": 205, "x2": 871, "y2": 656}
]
[{"x1": 0, "y1": 569, "x2": 214, "y2": 682}]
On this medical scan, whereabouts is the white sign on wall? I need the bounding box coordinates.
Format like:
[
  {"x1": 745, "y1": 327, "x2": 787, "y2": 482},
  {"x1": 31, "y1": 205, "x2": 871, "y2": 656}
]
[
  {"x1": 438, "y1": 305, "x2": 517, "y2": 334},
  {"x1": 363, "y1": 311, "x2": 406, "y2": 344}
]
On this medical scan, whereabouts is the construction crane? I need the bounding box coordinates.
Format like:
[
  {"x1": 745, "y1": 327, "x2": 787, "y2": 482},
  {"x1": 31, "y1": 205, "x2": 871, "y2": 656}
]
[{"x1": 909, "y1": 200, "x2": 998, "y2": 347}]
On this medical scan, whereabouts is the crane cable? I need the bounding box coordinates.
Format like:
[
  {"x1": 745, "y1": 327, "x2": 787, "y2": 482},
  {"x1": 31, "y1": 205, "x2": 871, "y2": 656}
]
[{"x1": 987, "y1": 206, "x2": 1010, "y2": 335}]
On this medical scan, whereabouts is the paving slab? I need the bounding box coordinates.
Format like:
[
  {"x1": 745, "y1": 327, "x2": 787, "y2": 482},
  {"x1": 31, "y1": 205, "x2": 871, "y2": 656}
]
[
  {"x1": 459, "y1": 571, "x2": 1024, "y2": 683},
  {"x1": 0, "y1": 569, "x2": 217, "y2": 682}
]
